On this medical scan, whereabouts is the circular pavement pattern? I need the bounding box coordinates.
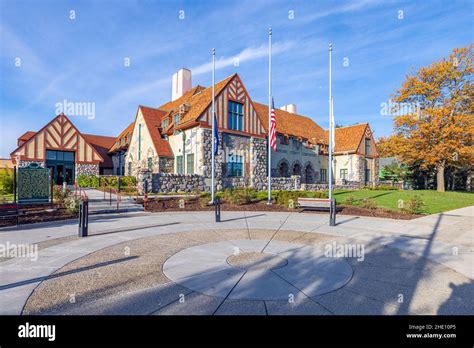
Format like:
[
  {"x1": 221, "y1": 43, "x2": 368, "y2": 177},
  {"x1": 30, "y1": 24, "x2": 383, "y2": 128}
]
[
  {"x1": 163, "y1": 240, "x2": 353, "y2": 300},
  {"x1": 22, "y1": 228, "x2": 473, "y2": 315}
]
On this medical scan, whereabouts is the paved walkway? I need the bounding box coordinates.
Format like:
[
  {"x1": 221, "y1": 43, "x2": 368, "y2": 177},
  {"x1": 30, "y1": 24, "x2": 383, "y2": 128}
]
[{"x1": 0, "y1": 207, "x2": 472, "y2": 315}]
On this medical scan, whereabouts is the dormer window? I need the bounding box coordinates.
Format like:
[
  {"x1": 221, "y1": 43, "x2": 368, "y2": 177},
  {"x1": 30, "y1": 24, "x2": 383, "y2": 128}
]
[
  {"x1": 173, "y1": 114, "x2": 180, "y2": 126},
  {"x1": 163, "y1": 118, "x2": 169, "y2": 129}
]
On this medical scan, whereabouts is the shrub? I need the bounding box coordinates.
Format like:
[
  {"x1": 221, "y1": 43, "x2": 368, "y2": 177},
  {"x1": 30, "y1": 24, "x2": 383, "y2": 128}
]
[
  {"x1": 360, "y1": 198, "x2": 377, "y2": 209},
  {"x1": 220, "y1": 188, "x2": 257, "y2": 205},
  {"x1": 344, "y1": 195, "x2": 357, "y2": 206},
  {"x1": 100, "y1": 176, "x2": 118, "y2": 187},
  {"x1": 362, "y1": 185, "x2": 399, "y2": 191},
  {"x1": 0, "y1": 169, "x2": 14, "y2": 194},
  {"x1": 77, "y1": 175, "x2": 99, "y2": 188},
  {"x1": 52, "y1": 185, "x2": 72, "y2": 205},
  {"x1": 256, "y1": 190, "x2": 279, "y2": 202},
  {"x1": 403, "y1": 195, "x2": 425, "y2": 214},
  {"x1": 120, "y1": 176, "x2": 137, "y2": 187}
]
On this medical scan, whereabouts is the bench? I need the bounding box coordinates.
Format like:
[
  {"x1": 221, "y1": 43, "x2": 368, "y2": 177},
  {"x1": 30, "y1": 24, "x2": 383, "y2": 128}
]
[
  {"x1": 0, "y1": 203, "x2": 19, "y2": 226},
  {"x1": 297, "y1": 198, "x2": 333, "y2": 211},
  {"x1": 297, "y1": 198, "x2": 337, "y2": 226}
]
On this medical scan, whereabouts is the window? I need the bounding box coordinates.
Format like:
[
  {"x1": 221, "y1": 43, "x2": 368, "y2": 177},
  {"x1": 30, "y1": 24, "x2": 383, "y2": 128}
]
[
  {"x1": 128, "y1": 162, "x2": 132, "y2": 175},
  {"x1": 186, "y1": 154, "x2": 194, "y2": 174},
  {"x1": 116, "y1": 140, "x2": 120, "y2": 148},
  {"x1": 228, "y1": 101, "x2": 243, "y2": 131},
  {"x1": 162, "y1": 118, "x2": 168, "y2": 129},
  {"x1": 176, "y1": 155, "x2": 184, "y2": 174},
  {"x1": 173, "y1": 114, "x2": 180, "y2": 126},
  {"x1": 365, "y1": 168, "x2": 371, "y2": 182},
  {"x1": 340, "y1": 168, "x2": 348, "y2": 180},
  {"x1": 365, "y1": 138, "x2": 371, "y2": 155},
  {"x1": 227, "y1": 155, "x2": 243, "y2": 177},
  {"x1": 320, "y1": 169, "x2": 327, "y2": 182},
  {"x1": 279, "y1": 135, "x2": 289, "y2": 145},
  {"x1": 294, "y1": 139, "x2": 301, "y2": 150},
  {"x1": 147, "y1": 157, "x2": 153, "y2": 170}
]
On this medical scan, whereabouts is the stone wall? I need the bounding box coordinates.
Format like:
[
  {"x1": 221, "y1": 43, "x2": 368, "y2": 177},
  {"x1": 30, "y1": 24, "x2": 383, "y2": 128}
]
[
  {"x1": 76, "y1": 163, "x2": 99, "y2": 176},
  {"x1": 151, "y1": 173, "x2": 206, "y2": 193},
  {"x1": 250, "y1": 137, "x2": 267, "y2": 190}
]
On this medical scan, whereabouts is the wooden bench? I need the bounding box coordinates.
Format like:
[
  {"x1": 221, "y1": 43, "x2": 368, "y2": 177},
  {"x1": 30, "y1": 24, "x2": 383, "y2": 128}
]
[
  {"x1": 297, "y1": 198, "x2": 337, "y2": 225},
  {"x1": 297, "y1": 198, "x2": 333, "y2": 211},
  {"x1": 0, "y1": 203, "x2": 19, "y2": 226}
]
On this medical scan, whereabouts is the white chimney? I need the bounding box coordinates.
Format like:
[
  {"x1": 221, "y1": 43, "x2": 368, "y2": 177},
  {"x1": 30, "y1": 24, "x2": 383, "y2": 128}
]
[
  {"x1": 172, "y1": 68, "x2": 192, "y2": 101},
  {"x1": 280, "y1": 104, "x2": 297, "y2": 114}
]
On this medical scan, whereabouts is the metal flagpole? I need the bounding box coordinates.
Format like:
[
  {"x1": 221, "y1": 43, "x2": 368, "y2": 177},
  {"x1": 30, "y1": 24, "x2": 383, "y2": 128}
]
[
  {"x1": 267, "y1": 28, "x2": 272, "y2": 205},
  {"x1": 328, "y1": 43, "x2": 335, "y2": 226},
  {"x1": 211, "y1": 48, "x2": 216, "y2": 204}
]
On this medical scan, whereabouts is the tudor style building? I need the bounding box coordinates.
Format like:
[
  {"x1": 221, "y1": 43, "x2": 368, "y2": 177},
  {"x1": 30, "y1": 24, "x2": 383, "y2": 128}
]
[
  {"x1": 10, "y1": 68, "x2": 379, "y2": 188},
  {"x1": 10, "y1": 114, "x2": 115, "y2": 184}
]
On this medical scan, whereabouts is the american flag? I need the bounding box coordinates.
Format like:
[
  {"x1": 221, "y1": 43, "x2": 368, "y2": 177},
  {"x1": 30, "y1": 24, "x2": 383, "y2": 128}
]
[{"x1": 270, "y1": 98, "x2": 277, "y2": 151}]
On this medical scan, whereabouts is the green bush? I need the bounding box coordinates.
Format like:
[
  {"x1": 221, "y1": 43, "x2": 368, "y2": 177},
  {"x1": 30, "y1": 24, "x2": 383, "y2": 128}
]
[
  {"x1": 77, "y1": 175, "x2": 99, "y2": 188},
  {"x1": 403, "y1": 195, "x2": 425, "y2": 214},
  {"x1": 362, "y1": 185, "x2": 399, "y2": 191},
  {"x1": 256, "y1": 190, "x2": 279, "y2": 202},
  {"x1": 0, "y1": 169, "x2": 14, "y2": 195},
  {"x1": 344, "y1": 195, "x2": 357, "y2": 206},
  {"x1": 220, "y1": 188, "x2": 258, "y2": 205},
  {"x1": 101, "y1": 176, "x2": 118, "y2": 187},
  {"x1": 120, "y1": 176, "x2": 137, "y2": 187},
  {"x1": 53, "y1": 185, "x2": 72, "y2": 205},
  {"x1": 360, "y1": 198, "x2": 377, "y2": 209}
]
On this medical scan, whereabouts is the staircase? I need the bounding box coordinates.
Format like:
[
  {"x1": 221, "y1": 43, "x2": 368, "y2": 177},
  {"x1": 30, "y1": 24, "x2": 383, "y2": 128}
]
[{"x1": 84, "y1": 189, "x2": 144, "y2": 214}]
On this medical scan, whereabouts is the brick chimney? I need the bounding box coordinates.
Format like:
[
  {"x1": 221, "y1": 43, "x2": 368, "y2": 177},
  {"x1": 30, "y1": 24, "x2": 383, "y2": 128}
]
[{"x1": 172, "y1": 68, "x2": 192, "y2": 101}]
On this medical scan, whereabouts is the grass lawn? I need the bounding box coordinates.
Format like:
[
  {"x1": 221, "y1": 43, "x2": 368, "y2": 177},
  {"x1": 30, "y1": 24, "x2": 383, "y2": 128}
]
[{"x1": 333, "y1": 189, "x2": 474, "y2": 215}]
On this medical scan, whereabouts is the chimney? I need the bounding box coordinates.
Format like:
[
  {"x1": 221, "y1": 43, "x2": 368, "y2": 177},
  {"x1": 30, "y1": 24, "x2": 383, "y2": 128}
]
[
  {"x1": 172, "y1": 68, "x2": 192, "y2": 101},
  {"x1": 280, "y1": 104, "x2": 297, "y2": 114}
]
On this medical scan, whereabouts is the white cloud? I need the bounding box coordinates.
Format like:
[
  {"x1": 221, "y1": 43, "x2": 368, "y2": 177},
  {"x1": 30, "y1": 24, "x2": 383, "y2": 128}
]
[{"x1": 190, "y1": 41, "x2": 296, "y2": 76}]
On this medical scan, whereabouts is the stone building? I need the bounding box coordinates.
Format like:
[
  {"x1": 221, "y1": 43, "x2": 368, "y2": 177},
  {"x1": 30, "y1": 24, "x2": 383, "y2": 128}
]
[
  {"x1": 110, "y1": 68, "x2": 379, "y2": 192},
  {"x1": 10, "y1": 68, "x2": 379, "y2": 190}
]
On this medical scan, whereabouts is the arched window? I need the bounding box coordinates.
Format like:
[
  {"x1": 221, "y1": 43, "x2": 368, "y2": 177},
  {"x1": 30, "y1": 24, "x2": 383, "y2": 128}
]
[
  {"x1": 292, "y1": 162, "x2": 302, "y2": 176},
  {"x1": 278, "y1": 160, "x2": 289, "y2": 177},
  {"x1": 304, "y1": 163, "x2": 315, "y2": 183}
]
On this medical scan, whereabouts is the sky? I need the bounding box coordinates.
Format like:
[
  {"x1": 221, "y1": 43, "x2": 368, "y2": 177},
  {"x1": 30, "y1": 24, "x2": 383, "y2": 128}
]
[{"x1": 0, "y1": 0, "x2": 472, "y2": 158}]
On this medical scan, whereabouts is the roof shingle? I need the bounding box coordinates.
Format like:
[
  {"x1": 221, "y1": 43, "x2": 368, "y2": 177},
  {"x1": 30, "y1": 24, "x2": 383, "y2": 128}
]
[{"x1": 253, "y1": 102, "x2": 326, "y2": 144}]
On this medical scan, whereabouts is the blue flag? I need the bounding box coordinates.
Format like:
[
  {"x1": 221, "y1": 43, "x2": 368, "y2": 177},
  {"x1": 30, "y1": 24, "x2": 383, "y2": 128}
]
[{"x1": 213, "y1": 112, "x2": 219, "y2": 155}]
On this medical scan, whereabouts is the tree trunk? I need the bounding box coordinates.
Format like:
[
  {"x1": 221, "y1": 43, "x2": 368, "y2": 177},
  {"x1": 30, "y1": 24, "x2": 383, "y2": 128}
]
[
  {"x1": 436, "y1": 163, "x2": 445, "y2": 192},
  {"x1": 467, "y1": 172, "x2": 472, "y2": 192}
]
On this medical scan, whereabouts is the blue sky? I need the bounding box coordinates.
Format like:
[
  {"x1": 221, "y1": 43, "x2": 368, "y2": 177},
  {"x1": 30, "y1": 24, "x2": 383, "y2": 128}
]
[{"x1": 0, "y1": 0, "x2": 472, "y2": 157}]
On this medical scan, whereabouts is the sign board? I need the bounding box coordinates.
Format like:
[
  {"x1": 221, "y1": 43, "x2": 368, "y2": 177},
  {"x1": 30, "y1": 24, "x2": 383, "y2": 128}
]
[{"x1": 18, "y1": 163, "x2": 50, "y2": 203}]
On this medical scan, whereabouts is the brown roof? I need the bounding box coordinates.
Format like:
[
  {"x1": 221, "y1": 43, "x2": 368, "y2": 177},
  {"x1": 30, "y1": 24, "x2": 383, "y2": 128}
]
[
  {"x1": 82, "y1": 134, "x2": 116, "y2": 168},
  {"x1": 324, "y1": 123, "x2": 368, "y2": 153},
  {"x1": 157, "y1": 75, "x2": 236, "y2": 131},
  {"x1": 139, "y1": 105, "x2": 174, "y2": 157},
  {"x1": 253, "y1": 102, "x2": 326, "y2": 144},
  {"x1": 108, "y1": 121, "x2": 135, "y2": 153},
  {"x1": 18, "y1": 131, "x2": 36, "y2": 142}
]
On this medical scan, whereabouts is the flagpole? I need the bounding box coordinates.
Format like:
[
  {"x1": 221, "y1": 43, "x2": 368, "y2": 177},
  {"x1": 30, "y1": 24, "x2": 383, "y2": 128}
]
[
  {"x1": 267, "y1": 27, "x2": 272, "y2": 205},
  {"x1": 328, "y1": 43, "x2": 334, "y2": 223},
  {"x1": 211, "y1": 48, "x2": 216, "y2": 204}
]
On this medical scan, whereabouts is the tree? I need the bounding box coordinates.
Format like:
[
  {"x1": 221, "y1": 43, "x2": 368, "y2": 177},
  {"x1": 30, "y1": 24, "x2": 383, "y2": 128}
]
[{"x1": 379, "y1": 45, "x2": 474, "y2": 192}]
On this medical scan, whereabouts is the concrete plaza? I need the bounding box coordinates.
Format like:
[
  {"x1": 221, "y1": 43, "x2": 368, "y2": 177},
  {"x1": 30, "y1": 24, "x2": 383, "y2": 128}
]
[{"x1": 0, "y1": 207, "x2": 472, "y2": 315}]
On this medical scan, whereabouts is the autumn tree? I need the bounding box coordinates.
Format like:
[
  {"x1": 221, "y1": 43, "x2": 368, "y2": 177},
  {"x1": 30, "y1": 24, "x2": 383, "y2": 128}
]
[{"x1": 378, "y1": 45, "x2": 473, "y2": 192}]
